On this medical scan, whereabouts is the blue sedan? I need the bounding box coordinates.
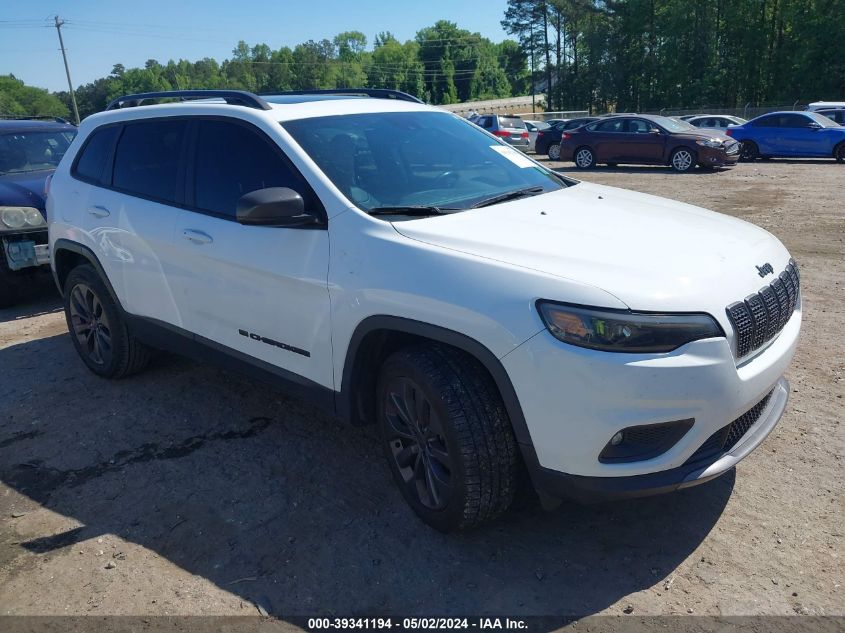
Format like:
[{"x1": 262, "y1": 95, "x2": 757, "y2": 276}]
[{"x1": 725, "y1": 111, "x2": 845, "y2": 162}]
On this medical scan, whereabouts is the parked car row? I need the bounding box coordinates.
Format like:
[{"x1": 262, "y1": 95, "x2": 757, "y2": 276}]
[{"x1": 532, "y1": 105, "x2": 845, "y2": 169}]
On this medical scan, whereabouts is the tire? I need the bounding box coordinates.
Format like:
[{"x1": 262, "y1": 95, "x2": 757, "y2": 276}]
[
  {"x1": 574, "y1": 146, "x2": 596, "y2": 169},
  {"x1": 670, "y1": 147, "x2": 696, "y2": 172},
  {"x1": 740, "y1": 140, "x2": 759, "y2": 162},
  {"x1": 377, "y1": 344, "x2": 519, "y2": 532},
  {"x1": 547, "y1": 143, "x2": 561, "y2": 161},
  {"x1": 63, "y1": 264, "x2": 151, "y2": 378},
  {"x1": 835, "y1": 142, "x2": 845, "y2": 163}
]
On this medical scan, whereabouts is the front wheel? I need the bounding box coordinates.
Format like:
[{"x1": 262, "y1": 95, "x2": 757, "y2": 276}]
[
  {"x1": 377, "y1": 344, "x2": 519, "y2": 532},
  {"x1": 63, "y1": 264, "x2": 152, "y2": 378},
  {"x1": 574, "y1": 146, "x2": 596, "y2": 169},
  {"x1": 670, "y1": 147, "x2": 696, "y2": 172},
  {"x1": 547, "y1": 143, "x2": 561, "y2": 161},
  {"x1": 740, "y1": 140, "x2": 759, "y2": 162}
]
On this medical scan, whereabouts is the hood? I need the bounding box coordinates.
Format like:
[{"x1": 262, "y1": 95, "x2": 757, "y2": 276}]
[
  {"x1": 391, "y1": 182, "x2": 791, "y2": 322},
  {"x1": 0, "y1": 170, "x2": 50, "y2": 213}
]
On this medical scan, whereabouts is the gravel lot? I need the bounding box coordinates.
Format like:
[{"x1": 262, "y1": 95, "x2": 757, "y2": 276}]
[{"x1": 0, "y1": 159, "x2": 842, "y2": 620}]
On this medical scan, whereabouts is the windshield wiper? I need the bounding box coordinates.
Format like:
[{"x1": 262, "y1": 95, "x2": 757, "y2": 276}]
[
  {"x1": 470, "y1": 186, "x2": 545, "y2": 209},
  {"x1": 367, "y1": 205, "x2": 451, "y2": 217}
]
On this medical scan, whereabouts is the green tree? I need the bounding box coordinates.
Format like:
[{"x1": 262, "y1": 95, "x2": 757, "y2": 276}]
[{"x1": 0, "y1": 75, "x2": 70, "y2": 118}]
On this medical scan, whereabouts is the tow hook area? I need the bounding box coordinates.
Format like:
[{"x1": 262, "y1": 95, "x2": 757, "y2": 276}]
[{"x1": 3, "y1": 239, "x2": 50, "y2": 271}]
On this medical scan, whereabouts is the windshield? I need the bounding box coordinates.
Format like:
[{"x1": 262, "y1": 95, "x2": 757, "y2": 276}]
[
  {"x1": 807, "y1": 112, "x2": 839, "y2": 128},
  {"x1": 651, "y1": 116, "x2": 697, "y2": 132},
  {"x1": 282, "y1": 112, "x2": 569, "y2": 212},
  {"x1": 0, "y1": 130, "x2": 76, "y2": 174}
]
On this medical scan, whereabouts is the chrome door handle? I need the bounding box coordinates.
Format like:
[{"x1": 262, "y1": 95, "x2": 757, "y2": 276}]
[
  {"x1": 87, "y1": 205, "x2": 110, "y2": 218},
  {"x1": 182, "y1": 229, "x2": 213, "y2": 245}
]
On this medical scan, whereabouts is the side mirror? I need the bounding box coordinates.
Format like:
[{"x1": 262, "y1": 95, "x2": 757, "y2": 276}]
[
  {"x1": 649, "y1": 128, "x2": 662, "y2": 134},
  {"x1": 807, "y1": 122, "x2": 822, "y2": 130},
  {"x1": 236, "y1": 187, "x2": 317, "y2": 227}
]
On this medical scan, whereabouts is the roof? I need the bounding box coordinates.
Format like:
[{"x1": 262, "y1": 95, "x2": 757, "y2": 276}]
[
  {"x1": 0, "y1": 119, "x2": 77, "y2": 133},
  {"x1": 80, "y1": 94, "x2": 439, "y2": 132}
]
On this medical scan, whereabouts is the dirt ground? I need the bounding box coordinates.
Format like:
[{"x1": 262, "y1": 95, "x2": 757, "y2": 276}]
[{"x1": 0, "y1": 158, "x2": 842, "y2": 622}]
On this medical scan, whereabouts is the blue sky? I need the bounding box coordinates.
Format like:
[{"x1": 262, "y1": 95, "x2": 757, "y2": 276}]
[{"x1": 2, "y1": 0, "x2": 510, "y2": 92}]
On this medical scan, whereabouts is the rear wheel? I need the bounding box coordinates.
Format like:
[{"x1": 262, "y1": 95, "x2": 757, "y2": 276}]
[
  {"x1": 835, "y1": 142, "x2": 845, "y2": 163},
  {"x1": 670, "y1": 147, "x2": 696, "y2": 172},
  {"x1": 740, "y1": 140, "x2": 759, "y2": 162},
  {"x1": 574, "y1": 146, "x2": 596, "y2": 169},
  {"x1": 377, "y1": 344, "x2": 519, "y2": 532},
  {"x1": 63, "y1": 265, "x2": 151, "y2": 378},
  {"x1": 547, "y1": 143, "x2": 561, "y2": 161}
]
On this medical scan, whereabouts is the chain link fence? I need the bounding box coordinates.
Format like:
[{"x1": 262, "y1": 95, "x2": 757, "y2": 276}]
[{"x1": 643, "y1": 102, "x2": 809, "y2": 119}]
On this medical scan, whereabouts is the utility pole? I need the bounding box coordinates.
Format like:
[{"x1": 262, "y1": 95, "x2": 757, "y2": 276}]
[
  {"x1": 529, "y1": 20, "x2": 536, "y2": 114},
  {"x1": 53, "y1": 16, "x2": 80, "y2": 125}
]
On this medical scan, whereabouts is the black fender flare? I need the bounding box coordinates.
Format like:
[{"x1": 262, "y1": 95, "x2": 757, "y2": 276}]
[
  {"x1": 52, "y1": 239, "x2": 121, "y2": 307},
  {"x1": 339, "y1": 315, "x2": 536, "y2": 450}
]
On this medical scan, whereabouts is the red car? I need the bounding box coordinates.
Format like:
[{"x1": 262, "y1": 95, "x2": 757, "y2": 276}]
[{"x1": 558, "y1": 114, "x2": 740, "y2": 172}]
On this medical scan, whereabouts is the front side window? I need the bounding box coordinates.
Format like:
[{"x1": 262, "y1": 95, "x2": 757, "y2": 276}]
[
  {"x1": 193, "y1": 120, "x2": 311, "y2": 218},
  {"x1": 283, "y1": 111, "x2": 568, "y2": 212},
  {"x1": 0, "y1": 129, "x2": 76, "y2": 175},
  {"x1": 627, "y1": 119, "x2": 651, "y2": 134},
  {"x1": 113, "y1": 119, "x2": 187, "y2": 203}
]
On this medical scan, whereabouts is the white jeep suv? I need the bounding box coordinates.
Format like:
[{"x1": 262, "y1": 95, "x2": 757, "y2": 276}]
[{"x1": 48, "y1": 89, "x2": 801, "y2": 531}]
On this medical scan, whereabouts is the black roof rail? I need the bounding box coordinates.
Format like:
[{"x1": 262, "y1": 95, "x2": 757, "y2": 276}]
[
  {"x1": 105, "y1": 90, "x2": 272, "y2": 111},
  {"x1": 262, "y1": 88, "x2": 423, "y2": 104}
]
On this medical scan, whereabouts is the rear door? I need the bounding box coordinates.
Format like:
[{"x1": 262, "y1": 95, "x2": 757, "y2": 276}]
[
  {"x1": 170, "y1": 117, "x2": 333, "y2": 390},
  {"x1": 747, "y1": 114, "x2": 781, "y2": 155},
  {"x1": 77, "y1": 118, "x2": 188, "y2": 326},
  {"x1": 589, "y1": 118, "x2": 627, "y2": 162}
]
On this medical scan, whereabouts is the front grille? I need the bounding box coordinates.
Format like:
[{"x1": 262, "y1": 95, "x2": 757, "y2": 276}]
[
  {"x1": 726, "y1": 259, "x2": 799, "y2": 358},
  {"x1": 684, "y1": 389, "x2": 774, "y2": 466}
]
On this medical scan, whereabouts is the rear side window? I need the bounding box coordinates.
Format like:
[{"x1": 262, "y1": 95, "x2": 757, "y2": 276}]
[
  {"x1": 74, "y1": 125, "x2": 120, "y2": 184},
  {"x1": 113, "y1": 119, "x2": 187, "y2": 204},
  {"x1": 596, "y1": 119, "x2": 625, "y2": 132},
  {"x1": 193, "y1": 119, "x2": 312, "y2": 218}
]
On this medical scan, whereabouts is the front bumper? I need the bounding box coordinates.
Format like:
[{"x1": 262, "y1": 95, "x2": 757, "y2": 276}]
[
  {"x1": 528, "y1": 377, "x2": 789, "y2": 503},
  {"x1": 697, "y1": 145, "x2": 740, "y2": 167},
  {"x1": 2, "y1": 233, "x2": 50, "y2": 271},
  {"x1": 502, "y1": 305, "x2": 800, "y2": 500}
]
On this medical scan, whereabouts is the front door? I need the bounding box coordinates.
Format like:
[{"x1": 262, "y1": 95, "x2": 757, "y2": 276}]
[
  {"x1": 171, "y1": 118, "x2": 333, "y2": 391},
  {"x1": 617, "y1": 118, "x2": 666, "y2": 163}
]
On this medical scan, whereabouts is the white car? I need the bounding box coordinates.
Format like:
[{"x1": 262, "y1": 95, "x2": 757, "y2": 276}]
[
  {"x1": 522, "y1": 119, "x2": 550, "y2": 152},
  {"x1": 48, "y1": 89, "x2": 801, "y2": 532}
]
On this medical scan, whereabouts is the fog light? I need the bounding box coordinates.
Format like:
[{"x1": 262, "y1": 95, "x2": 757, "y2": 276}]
[{"x1": 610, "y1": 431, "x2": 624, "y2": 446}]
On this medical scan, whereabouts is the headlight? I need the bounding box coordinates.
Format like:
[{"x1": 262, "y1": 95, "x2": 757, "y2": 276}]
[
  {"x1": 696, "y1": 138, "x2": 723, "y2": 148},
  {"x1": 0, "y1": 206, "x2": 45, "y2": 229},
  {"x1": 537, "y1": 301, "x2": 724, "y2": 353}
]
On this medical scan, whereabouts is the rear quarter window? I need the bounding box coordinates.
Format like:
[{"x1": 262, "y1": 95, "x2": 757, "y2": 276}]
[{"x1": 73, "y1": 125, "x2": 120, "y2": 184}]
